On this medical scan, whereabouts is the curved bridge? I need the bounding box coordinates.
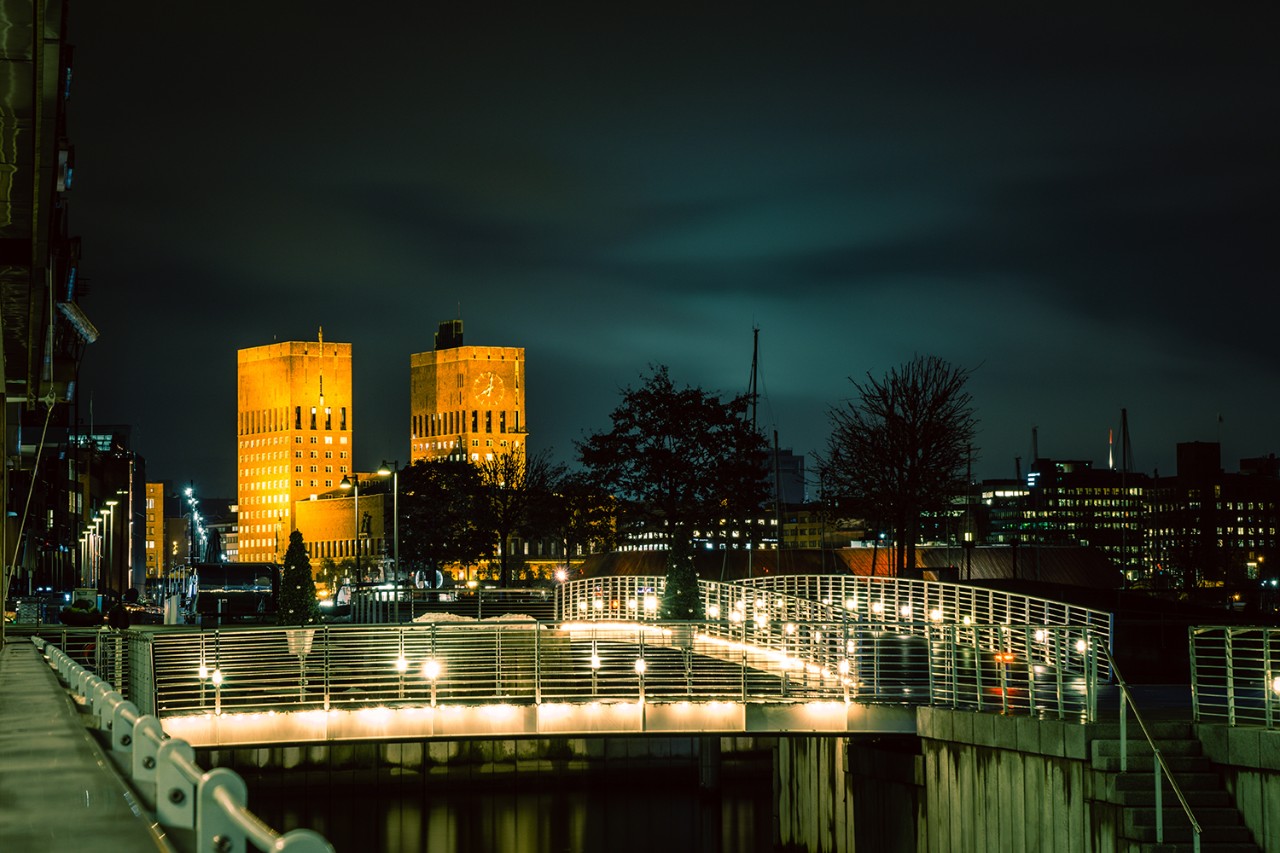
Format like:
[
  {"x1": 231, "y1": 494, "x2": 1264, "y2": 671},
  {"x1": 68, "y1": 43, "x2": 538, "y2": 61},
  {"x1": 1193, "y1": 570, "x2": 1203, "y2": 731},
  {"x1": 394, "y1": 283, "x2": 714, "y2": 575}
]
[{"x1": 42, "y1": 575, "x2": 1114, "y2": 748}]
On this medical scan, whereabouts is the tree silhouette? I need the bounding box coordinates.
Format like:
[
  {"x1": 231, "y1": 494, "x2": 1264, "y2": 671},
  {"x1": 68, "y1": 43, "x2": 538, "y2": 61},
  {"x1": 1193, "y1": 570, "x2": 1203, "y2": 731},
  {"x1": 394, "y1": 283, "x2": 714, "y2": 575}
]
[
  {"x1": 277, "y1": 529, "x2": 320, "y2": 625},
  {"x1": 475, "y1": 447, "x2": 564, "y2": 587},
  {"x1": 398, "y1": 459, "x2": 493, "y2": 587},
  {"x1": 579, "y1": 365, "x2": 769, "y2": 614},
  {"x1": 822, "y1": 355, "x2": 977, "y2": 578}
]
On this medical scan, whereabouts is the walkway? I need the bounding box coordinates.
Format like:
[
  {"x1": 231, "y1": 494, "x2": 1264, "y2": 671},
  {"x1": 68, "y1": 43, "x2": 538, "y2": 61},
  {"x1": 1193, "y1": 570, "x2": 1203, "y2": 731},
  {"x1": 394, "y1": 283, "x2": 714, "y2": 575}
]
[{"x1": 0, "y1": 637, "x2": 171, "y2": 852}]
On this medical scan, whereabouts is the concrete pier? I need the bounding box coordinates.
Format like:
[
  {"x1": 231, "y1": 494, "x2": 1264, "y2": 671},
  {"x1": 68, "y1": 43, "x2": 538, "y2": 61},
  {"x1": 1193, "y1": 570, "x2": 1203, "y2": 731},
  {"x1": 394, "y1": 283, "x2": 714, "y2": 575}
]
[{"x1": 0, "y1": 638, "x2": 170, "y2": 852}]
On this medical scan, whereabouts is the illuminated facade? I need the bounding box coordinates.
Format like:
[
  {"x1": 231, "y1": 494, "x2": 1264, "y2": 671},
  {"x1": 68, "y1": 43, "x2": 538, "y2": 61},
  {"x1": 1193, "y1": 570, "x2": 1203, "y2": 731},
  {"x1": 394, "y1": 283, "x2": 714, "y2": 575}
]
[
  {"x1": 410, "y1": 320, "x2": 525, "y2": 464},
  {"x1": 144, "y1": 482, "x2": 165, "y2": 579},
  {"x1": 237, "y1": 333, "x2": 353, "y2": 563}
]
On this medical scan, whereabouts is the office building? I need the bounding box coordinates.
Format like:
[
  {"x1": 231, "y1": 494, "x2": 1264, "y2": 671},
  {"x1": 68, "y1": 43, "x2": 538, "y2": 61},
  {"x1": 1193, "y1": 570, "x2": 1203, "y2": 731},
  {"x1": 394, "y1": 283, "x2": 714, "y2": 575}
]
[{"x1": 236, "y1": 332, "x2": 353, "y2": 563}]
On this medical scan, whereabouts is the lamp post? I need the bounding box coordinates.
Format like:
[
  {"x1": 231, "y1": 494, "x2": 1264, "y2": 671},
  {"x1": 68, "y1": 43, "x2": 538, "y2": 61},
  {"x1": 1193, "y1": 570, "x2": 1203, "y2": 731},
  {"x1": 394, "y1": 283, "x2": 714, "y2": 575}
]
[
  {"x1": 339, "y1": 475, "x2": 361, "y2": 584},
  {"x1": 377, "y1": 461, "x2": 400, "y2": 621},
  {"x1": 104, "y1": 499, "x2": 118, "y2": 593}
]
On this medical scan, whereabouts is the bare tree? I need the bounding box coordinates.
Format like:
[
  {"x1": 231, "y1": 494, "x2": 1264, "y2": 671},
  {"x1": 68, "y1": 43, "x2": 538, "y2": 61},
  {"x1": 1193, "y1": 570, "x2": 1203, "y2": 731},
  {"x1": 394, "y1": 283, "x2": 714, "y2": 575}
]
[
  {"x1": 821, "y1": 355, "x2": 977, "y2": 577},
  {"x1": 475, "y1": 446, "x2": 563, "y2": 587}
]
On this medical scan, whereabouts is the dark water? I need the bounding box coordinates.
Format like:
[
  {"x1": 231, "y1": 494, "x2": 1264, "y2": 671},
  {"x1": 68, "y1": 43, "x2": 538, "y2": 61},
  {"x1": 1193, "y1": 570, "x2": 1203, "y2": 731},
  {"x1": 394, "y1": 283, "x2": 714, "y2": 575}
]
[{"x1": 248, "y1": 772, "x2": 776, "y2": 852}]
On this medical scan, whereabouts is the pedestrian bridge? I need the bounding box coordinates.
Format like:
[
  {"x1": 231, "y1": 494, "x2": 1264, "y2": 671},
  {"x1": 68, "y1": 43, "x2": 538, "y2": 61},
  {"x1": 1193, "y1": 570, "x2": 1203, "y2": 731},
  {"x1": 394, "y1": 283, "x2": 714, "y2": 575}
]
[{"x1": 53, "y1": 575, "x2": 1114, "y2": 748}]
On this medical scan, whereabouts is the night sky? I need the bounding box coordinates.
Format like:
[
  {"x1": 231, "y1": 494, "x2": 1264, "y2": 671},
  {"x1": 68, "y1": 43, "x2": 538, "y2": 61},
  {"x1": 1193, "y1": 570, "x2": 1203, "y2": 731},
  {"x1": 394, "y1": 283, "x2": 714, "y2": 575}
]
[{"x1": 66, "y1": 3, "x2": 1279, "y2": 499}]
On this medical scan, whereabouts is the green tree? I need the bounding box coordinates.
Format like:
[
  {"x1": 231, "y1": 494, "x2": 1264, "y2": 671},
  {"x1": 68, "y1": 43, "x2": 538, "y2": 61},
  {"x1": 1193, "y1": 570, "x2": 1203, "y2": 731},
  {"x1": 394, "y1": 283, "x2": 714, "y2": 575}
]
[
  {"x1": 398, "y1": 459, "x2": 494, "y2": 587},
  {"x1": 475, "y1": 447, "x2": 564, "y2": 587},
  {"x1": 578, "y1": 365, "x2": 769, "y2": 616},
  {"x1": 821, "y1": 355, "x2": 977, "y2": 578},
  {"x1": 277, "y1": 529, "x2": 320, "y2": 624}
]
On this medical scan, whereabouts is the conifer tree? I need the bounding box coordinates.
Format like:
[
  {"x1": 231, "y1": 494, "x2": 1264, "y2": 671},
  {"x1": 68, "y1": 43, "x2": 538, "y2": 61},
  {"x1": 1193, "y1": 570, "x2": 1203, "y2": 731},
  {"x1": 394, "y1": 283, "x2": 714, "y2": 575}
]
[{"x1": 278, "y1": 529, "x2": 320, "y2": 625}]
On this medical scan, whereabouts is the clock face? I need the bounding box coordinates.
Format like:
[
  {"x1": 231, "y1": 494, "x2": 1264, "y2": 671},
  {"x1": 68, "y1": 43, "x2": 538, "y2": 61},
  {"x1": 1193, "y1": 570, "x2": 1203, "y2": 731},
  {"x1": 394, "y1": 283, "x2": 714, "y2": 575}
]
[{"x1": 473, "y1": 371, "x2": 506, "y2": 403}]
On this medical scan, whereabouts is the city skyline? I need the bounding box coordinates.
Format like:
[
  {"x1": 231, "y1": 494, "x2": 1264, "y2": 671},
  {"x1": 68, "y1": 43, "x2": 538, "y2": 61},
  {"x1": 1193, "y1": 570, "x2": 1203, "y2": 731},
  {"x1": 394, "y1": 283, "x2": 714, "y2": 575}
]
[{"x1": 65, "y1": 4, "x2": 1279, "y2": 496}]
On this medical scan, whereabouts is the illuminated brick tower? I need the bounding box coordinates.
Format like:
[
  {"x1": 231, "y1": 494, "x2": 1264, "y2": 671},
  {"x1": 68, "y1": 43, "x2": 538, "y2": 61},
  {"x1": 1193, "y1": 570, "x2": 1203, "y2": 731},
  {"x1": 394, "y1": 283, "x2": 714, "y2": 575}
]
[
  {"x1": 237, "y1": 331, "x2": 353, "y2": 562},
  {"x1": 410, "y1": 320, "x2": 525, "y2": 463}
]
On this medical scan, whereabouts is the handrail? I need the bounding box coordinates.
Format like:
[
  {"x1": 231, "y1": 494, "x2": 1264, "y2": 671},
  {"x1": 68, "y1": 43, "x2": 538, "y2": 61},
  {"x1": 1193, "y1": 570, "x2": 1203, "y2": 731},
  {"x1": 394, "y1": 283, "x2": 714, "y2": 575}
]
[
  {"x1": 1099, "y1": 643, "x2": 1201, "y2": 852},
  {"x1": 30, "y1": 636, "x2": 333, "y2": 853}
]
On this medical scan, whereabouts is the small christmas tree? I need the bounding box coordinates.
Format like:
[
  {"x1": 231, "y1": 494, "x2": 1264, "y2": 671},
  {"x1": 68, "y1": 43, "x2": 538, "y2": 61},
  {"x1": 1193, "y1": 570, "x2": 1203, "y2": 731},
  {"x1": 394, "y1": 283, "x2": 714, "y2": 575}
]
[
  {"x1": 277, "y1": 529, "x2": 320, "y2": 625},
  {"x1": 659, "y1": 539, "x2": 704, "y2": 620}
]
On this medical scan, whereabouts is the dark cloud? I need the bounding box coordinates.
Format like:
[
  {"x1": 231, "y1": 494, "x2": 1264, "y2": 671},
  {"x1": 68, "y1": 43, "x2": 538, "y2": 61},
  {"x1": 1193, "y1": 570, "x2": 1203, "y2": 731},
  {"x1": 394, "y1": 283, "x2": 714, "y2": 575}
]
[{"x1": 68, "y1": 2, "x2": 1280, "y2": 496}]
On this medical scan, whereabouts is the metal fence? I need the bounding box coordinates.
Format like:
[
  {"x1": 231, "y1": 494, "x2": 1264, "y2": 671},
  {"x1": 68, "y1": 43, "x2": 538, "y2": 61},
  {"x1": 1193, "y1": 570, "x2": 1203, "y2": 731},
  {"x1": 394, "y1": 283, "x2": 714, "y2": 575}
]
[
  {"x1": 556, "y1": 574, "x2": 1113, "y2": 682},
  {"x1": 131, "y1": 618, "x2": 1098, "y2": 720},
  {"x1": 1190, "y1": 625, "x2": 1280, "y2": 729},
  {"x1": 34, "y1": 637, "x2": 332, "y2": 853}
]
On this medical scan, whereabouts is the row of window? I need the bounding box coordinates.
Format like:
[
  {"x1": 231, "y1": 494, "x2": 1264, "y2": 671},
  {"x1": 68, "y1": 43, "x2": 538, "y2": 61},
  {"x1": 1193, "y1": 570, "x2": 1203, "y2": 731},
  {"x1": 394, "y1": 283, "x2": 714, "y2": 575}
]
[
  {"x1": 412, "y1": 409, "x2": 518, "y2": 439},
  {"x1": 237, "y1": 406, "x2": 350, "y2": 435}
]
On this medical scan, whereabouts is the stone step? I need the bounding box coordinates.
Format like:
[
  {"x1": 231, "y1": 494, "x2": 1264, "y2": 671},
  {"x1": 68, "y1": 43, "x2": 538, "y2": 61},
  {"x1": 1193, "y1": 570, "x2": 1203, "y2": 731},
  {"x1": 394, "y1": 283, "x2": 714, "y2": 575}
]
[
  {"x1": 1125, "y1": 806, "x2": 1242, "y2": 830},
  {"x1": 1112, "y1": 788, "x2": 1232, "y2": 809},
  {"x1": 1132, "y1": 844, "x2": 1259, "y2": 853},
  {"x1": 1090, "y1": 720, "x2": 1194, "y2": 740},
  {"x1": 1094, "y1": 753, "x2": 1213, "y2": 773},
  {"x1": 1092, "y1": 738, "x2": 1204, "y2": 759},
  {"x1": 1124, "y1": 823, "x2": 1255, "y2": 845},
  {"x1": 1113, "y1": 771, "x2": 1224, "y2": 792}
]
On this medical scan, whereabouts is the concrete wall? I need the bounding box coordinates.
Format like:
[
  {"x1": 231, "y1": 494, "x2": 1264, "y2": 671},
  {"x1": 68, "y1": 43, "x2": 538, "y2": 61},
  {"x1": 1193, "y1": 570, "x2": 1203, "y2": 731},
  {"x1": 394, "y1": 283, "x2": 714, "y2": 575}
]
[{"x1": 1197, "y1": 722, "x2": 1280, "y2": 846}]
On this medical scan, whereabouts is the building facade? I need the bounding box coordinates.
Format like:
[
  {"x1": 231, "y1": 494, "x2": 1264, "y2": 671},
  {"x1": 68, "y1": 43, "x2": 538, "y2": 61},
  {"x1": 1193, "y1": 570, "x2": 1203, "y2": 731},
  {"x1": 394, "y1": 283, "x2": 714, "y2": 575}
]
[
  {"x1": 410, "y1": 320, "x2": 525, "y2": 464},
  {"x1": 236, "y1": 333, "x2": 354, "y2": 563}
]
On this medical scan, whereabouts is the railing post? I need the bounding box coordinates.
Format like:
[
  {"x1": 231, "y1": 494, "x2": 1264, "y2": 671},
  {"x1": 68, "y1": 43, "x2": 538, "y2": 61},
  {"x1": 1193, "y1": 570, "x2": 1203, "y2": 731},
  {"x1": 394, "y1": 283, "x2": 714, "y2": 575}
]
[
  {"x1": 534, "y1": 622, "x2": 542, "y2": 705},
  {"x1": 1120, "y1": 691, "x2": 1128, "y2": 773},
  {"x1": 156, "y1": 738, "x2": 198, "y2": 829},
  {"x1": 1154, "y1": 753, "x2": 1164, "y2": 843},
  {"x1": 197, "y1": 767, "x2": 248, "y2": 853},
  {"x1": 1226, "y1": 628, "x2": 1236, "y2": 726}
]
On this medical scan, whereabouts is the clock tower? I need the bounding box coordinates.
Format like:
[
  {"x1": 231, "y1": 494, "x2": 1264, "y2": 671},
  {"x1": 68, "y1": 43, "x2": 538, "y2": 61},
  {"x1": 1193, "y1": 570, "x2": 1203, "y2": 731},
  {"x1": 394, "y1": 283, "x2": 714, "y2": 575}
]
[{"x1": 409, "y1": 320, "x2": 526, "y2": 463}]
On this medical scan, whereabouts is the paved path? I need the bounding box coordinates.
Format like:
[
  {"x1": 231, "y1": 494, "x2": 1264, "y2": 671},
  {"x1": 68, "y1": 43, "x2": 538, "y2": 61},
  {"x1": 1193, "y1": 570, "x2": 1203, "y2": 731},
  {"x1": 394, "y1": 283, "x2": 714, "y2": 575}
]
[{"x1": 0, "y1": 637, "x2": 170, "y2": 852}]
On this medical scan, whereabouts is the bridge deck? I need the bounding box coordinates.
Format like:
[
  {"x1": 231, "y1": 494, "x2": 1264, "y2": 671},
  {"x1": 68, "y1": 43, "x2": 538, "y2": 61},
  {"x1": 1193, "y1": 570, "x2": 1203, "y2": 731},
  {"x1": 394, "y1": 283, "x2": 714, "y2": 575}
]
[{"x1": 0, "y1": 639, "x2": 169, "y2": 852}]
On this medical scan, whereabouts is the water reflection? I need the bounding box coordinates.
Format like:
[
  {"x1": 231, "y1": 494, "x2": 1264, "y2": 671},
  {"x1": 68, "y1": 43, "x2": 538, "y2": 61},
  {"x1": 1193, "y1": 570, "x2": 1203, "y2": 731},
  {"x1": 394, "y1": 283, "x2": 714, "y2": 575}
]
[{"x1": 254, "y1": 778, "x2": 774, "y2": 853}]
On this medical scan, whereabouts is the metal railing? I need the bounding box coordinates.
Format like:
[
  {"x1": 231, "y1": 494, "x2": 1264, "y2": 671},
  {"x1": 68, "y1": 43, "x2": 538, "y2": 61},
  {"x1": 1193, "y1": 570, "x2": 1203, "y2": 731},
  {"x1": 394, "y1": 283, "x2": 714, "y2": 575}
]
[
  {"x1": 556, "y1": 575, "x2": 1113, "y2": 684},
  {"x1": 1101, "y1": 644, "x2": 1201, "y2": 852},
  {"x1": 737, "y1": 574, "x2": 1114, "y2": 680},
  {"x1": 33, "y1": 636, "x2": 333, "y2": 853},
  {"x1": 130, "y1": 619, "x2": 1098, "y2": 720},
  {"x1": 1190, "y1": 625, "x2": 1280, "y2": 729}
]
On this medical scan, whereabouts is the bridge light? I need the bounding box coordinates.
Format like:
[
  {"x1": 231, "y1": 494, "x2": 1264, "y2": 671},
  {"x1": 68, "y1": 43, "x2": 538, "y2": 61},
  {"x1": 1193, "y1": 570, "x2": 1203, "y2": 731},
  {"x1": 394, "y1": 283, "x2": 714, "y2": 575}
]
[
  {"x1": 211, "y1": 669, "x2": 224, "y2": 686},
  {"x1": 837, "y1": 659, "x2": 850, "y2": 675},
  {"x1": 929, "y1": 609, "x2": 943, "y2": 621},
  {"x1": 590, "y1": 654, "x2": 601, "y2": 669},
  {"x1": 422, "y1": 659, "x2": 441, "y2": 680},
  {"x1": 578, "y1": 601, "x2": 588, "y2": 612},
  {"x1": 626, "y1": 598, "x2": 638, "y2": 611},
  {"x1": 1075, "y1": 639, "x2": 1087, "y2": 653},
  {"x1": 592, "y1": 599, "x2": 604, "y2": 612},
  {"x1": 754, "y1": 598, "x2": 767, "y2": 610},
  {"x1": 707, "y1": 604, "x2": 721, "y2": 619},
  {"x1": 643, "y1": 595, "x2": 658, "y2": 613},
  {"x1": 844, "y1": 598, "x2": 857, "y2": 610},
  {"x1": 784, "y1": 622, "x2": 796, "y2": 635},
  {"x1": 1273, "y1": 676, "x2": 1280, "y2": 694},
  {"x1": 197, "y1": 665, "x2": 208, "y2": 680},
  {"x1": 821, "y1": 597, "x2": 831, "y2": 606},
  {"x1": 962, "y1": 615, "x2": 972, "y2": 626},
  {"x1": 395, "y1": 657, "x2": 409, "y2": 673},
  {"x1": 555, "y1": 569, "x2": 567, "y2": 583},
  {"x1": 735, "y1": 600, "x2": 746, "y2": 612},
  {"x1": 754, "y1": 612, "x2": 768, "y2": 628},
  {"x1": 871, "y1": 602, "x2": 884, "y2": 614},
  {"x1": 634, "y1": 659, "x2": 647, "y2": 675},
  {"x1": 729, "y1": 611, "x2": 743, "y2": 624},
  {"x1": 1034, "y1": 630, "x2": 1046, "y2": 643},
  {"x1": 900, "y1": 605, "x2": 912, "y2": 618}
]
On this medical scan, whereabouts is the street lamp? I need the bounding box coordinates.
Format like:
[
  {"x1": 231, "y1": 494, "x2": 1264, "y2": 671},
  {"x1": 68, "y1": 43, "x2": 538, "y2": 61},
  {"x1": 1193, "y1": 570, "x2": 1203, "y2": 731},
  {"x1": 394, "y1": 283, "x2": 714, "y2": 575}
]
[
  {"x1": 104, "y1": 499, "x2": 118, "y2": 592},
  {"x1": 339, "y1": 475, "x2": 362, "y2": 584},
  {"x1": 376, "y1": 461, "x2": 396, "y2": 607}
]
